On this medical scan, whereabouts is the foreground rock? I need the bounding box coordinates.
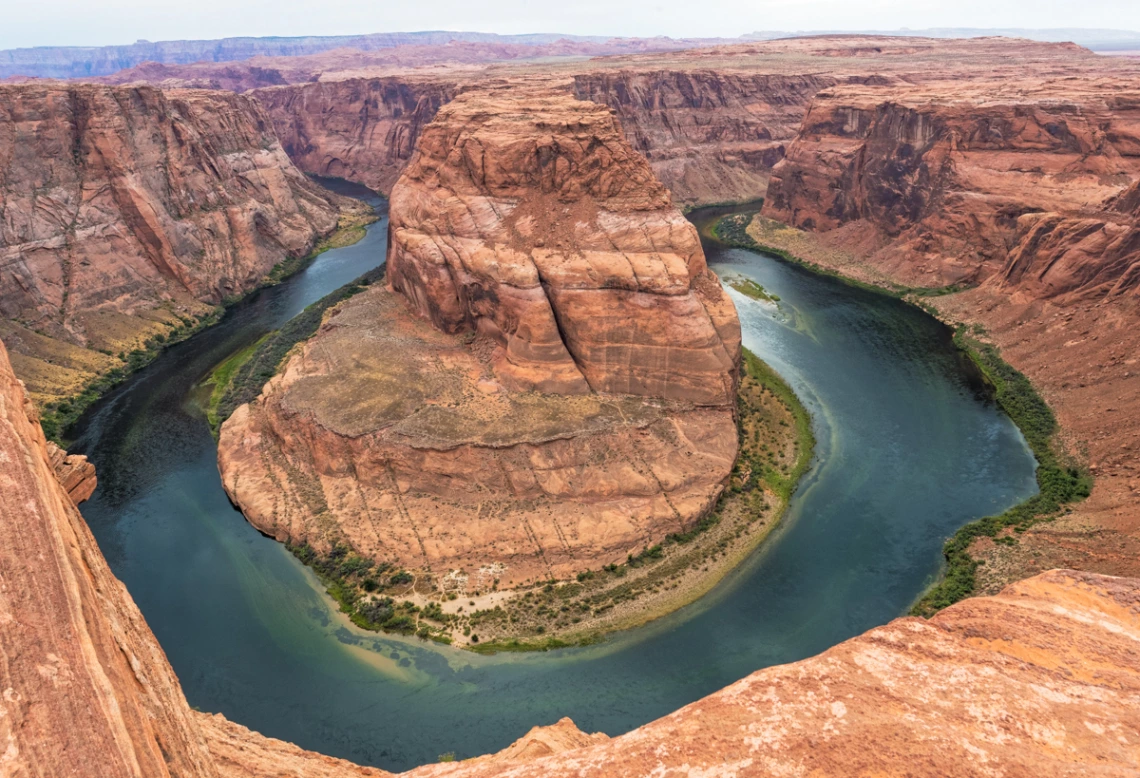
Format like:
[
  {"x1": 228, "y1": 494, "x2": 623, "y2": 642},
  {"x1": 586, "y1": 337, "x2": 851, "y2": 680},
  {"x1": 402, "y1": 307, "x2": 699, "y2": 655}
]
[
  {"x1": 0, "y1": 83, "x2": 341, "y2": 406},
  {"x1": 219, "y1": 87, "x2": 742, "y2": 625},
  {"x1": 3, "y1": 330, "x2": 1140, "y2": 776}
]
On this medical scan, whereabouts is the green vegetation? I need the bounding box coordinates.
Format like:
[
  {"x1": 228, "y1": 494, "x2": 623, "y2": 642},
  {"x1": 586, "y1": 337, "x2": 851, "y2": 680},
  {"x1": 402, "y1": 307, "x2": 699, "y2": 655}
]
[
  {"x1": 200, "y1": 336, "x2": 267, "y2": 432},
  {"x1": 457, "y1": 347, "x2": 816, "y2": 653},
  {"x1": 288, "y1": 540, "x2": 455, "y2": 641},
  {"x1": 39, "y1": 307, "x2": 224, "y2": 445},
  {"x1": 728, "y1": 277, "x2": 780, "y2": 302},
  {"x1": 212, "y1": 264, "x2": 387, "y2": 431},
  {"x1": 711, "y1": 213, "x2": 969, "y2": 299},
  {"x1": 279, "y1": 346, "x2": 815, "y2": 652},
  {"x1": 40, "y1": 205, "x2": 377, "y2": 445},
  {"x1": 910, "y1": 332, "x2": 1091, "y2": 616},
  {"x1": 739, "y1": 350, "x2": 815, "y2": 502}
]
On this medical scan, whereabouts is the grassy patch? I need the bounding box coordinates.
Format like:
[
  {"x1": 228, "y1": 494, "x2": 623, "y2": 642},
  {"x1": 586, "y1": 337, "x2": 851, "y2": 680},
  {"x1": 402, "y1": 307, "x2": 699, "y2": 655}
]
[
  {"x1": 39, "y1": 307, "x2": 224, "y2": 445},
  {"x1": 729, "y1": 277, "x2": 780, "y2": 302},
  {"x1": 910, "y1": 332, "x2": 1091, "y2": 616},
  {"x1": 201, "y1": 336, "x2": 267, "y2": 433}
]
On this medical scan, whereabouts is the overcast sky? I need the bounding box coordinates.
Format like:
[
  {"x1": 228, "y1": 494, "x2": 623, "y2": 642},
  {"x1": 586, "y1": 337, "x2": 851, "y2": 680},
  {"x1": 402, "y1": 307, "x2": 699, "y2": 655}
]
[{"x1": 4, "y1": 0, "x2": 1140, "y2": 50}]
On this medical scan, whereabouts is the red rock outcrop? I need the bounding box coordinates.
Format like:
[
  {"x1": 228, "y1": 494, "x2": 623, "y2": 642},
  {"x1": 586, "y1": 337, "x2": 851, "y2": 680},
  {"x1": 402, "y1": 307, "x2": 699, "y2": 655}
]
[
  {"x1": 255, "y1": 77, "x2": 458, "y2": 193},
  {"x1": 46, "y1": 440, "x2": 97, "y2": 503},
  {"x1": 569, "y1": 71, "x2": 831, "y2": 206},
  {"x1": 245, "y1": 36, "x2": 1130, "y2": 206},
  {"x1": 4, "y1": 326, "x2": 1140, "y2": 778},
  {"x1": 403, "y1": 569, "x2": 1140, "y2": 778},
  {"x1": 752, "y1": 71, "x2": 1140, "y2": 591},
  {"x1": 0, "y1": 336, "x2": 219, "y2": 777},
  {"x1": 387, "y1": 84, "x2": 741, "y2": 404},
  {"x1": 219, "y1": 85, "x2": 741, "y2": 588},
  {"x1": 764, "y1": 79, "x2": 1140, "y2": 288},
  {"x1": 0, "y1": 83, "x2": 341, "y2": 403}
]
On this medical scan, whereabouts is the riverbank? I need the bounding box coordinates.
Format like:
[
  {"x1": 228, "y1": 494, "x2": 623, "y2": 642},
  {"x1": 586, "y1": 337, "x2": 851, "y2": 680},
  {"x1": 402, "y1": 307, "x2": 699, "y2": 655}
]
[
  {"x1": 212, "y1": 297, "x2": 814, "y2": 651},
  {"x1": 710, "y1": 211, "x2": 1092, "y2": 613},
  {"x1": 39, "y1": 195, "x2": 377, "y2": 446}
]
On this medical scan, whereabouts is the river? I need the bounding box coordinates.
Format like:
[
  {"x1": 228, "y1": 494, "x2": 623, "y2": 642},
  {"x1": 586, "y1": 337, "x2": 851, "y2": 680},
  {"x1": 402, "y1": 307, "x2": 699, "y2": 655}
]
[{"x1": 71, "y1": 189, "x2": 1039, "y2": 771}]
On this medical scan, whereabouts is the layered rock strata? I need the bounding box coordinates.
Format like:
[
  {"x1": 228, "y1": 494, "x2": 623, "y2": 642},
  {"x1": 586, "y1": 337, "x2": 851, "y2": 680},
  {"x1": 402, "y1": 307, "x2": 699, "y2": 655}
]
[
  {"x1": 0, "y1": 83, "x2": 341, "y2": 404},
  {"x1": 255, "y1": 77, "x2": 458, "y2": 194},
  {"x1": 386, "y1": 85, "x2": 741, "y2": 404},
  {"x1": 764, "y1": 79, "x2": 1140, "y2": 289},
  {"x1": 245, "y1": 36, "x2": 1140, "y2": 205},
  {"x1": 219, "y1": 86, "x2": 741, "y2": 587}
]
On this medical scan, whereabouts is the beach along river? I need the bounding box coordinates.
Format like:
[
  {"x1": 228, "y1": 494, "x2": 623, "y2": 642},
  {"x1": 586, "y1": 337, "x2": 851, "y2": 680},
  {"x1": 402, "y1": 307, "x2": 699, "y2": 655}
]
[{"x1": 72, "y1": 192, "x2": 1038, "y2": 771}]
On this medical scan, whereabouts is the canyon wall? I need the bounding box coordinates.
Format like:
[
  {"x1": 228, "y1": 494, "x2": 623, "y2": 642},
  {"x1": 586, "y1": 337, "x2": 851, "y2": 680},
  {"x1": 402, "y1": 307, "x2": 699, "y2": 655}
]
[
  {"x1": 763, "y1": 80, "x2": 1140, "y2": 289},
  {"x1": 570, "y1": 71, "x2": 831, "y2": 206},
  {"x1": 255, "y1": 77, "x2": 458, "y2": 194},
  {"x1": 0, "y1": 336, "x2": 220, "y2": 777},
  {"x1": 254, "y1": 71, "x2": 820, "y2": 206},
  {"x1": 0, "y1": 83, "x2": 340, "y2": 404}
]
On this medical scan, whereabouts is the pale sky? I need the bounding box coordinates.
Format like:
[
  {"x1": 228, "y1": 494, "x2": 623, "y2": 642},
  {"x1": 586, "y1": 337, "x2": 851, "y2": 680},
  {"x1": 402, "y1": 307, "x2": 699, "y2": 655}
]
[{"x1": 4, "y1": 0, "x2": 1140, "y2": 50}]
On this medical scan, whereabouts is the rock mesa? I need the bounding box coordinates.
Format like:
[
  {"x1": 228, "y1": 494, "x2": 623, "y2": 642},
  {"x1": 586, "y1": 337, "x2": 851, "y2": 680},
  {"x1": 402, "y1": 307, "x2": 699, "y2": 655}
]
[{"x1": 218, "y1": 85, "x2": 741, "y2": 587}]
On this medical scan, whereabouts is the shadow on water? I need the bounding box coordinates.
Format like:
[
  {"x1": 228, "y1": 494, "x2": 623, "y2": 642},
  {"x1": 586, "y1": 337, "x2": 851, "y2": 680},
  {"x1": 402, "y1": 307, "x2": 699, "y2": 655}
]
[{"x1": 70, "y1": 194, "x2": 1039, "y2": 771}]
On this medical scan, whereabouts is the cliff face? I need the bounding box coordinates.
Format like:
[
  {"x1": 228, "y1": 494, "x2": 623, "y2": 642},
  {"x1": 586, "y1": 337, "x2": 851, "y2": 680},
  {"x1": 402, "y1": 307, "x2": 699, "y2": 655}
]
[
  {"x1": 0, "y1": 337, "x2": 220, "y2": 777},
  {"x1": 754, "y1": 77, "x2": 1140, "y2": 594},
  {"x1": 570, "y1": 71, "x2": 832, "y2": 206},
  {"x1": 0, "y1": 83, "x2": 340, "y2": 404},
  {"x1": 253, "y1": 71, "x2": 819, "y2": 206},
  {"x1": 404, "y1": 570, "x2": 1140, "y2": 778},
  {"x1": 219, "y1": 85, "x2": 741, "y2": 590},
  {"x1": 256, "y1": 77, "x2": 458, "y2": 194},
  {"x1": 764, "y1": 80, "x2": 1140, "y2": 289}
]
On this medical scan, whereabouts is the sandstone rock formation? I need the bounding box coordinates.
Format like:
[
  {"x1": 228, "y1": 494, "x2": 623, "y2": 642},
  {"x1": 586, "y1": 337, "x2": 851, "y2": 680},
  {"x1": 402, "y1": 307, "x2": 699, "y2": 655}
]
[
  {"x1": 256, "y1": 77, "x2": 458, "y2": 193},
  {"x1": 753, "y1": 71, "x2": 1140, "y2": 592},
  {"x1": 244, "y1": 36, "x2": 1135, "y2": 206},
  {"x1": 219, "y1": 85, "x2": 741, "y2": 587},
  {"x1": 4, "y1": 314, "x2": 1140, "y2": 778},
  {"x1": 0, "y1": 336, "x2": 220, "y2": 777},
  {"x1": 0, "y1": 83, "x2": 341, "y2": 404},
  {"x1": 402, "y1": 569, "x2": 1140, "y2": 778},
  {"x1": 46, "y1": 440, "x2": 97, "y2": 503},
  {"x1": 764, "y1": 78, "x2": 1140, "y2": 289},
  {"x1": 386, "y1": 84, "x2": 741, "y2": 404}
]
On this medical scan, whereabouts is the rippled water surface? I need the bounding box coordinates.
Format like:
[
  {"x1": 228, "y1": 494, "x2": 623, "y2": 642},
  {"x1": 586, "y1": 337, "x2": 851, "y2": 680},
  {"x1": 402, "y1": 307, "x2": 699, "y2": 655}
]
[{"x1": 73, "y1": 196, "x2": 1038, "y2": 771}]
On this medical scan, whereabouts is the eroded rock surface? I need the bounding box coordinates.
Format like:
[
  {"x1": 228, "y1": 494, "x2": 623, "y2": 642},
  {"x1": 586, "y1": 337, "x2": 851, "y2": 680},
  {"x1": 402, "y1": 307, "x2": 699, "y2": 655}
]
[
  {"x1": 764, "y1": 79, "x2": 1140, "y2": 289},
  {"x1": 219, "y1": 85, "x2": 741, "y2": 588},
  {"x1": 386, "y1": 84, "x2": 741, "y2": 404},
  {"x1": 755, "y1": 73, "x2": 1140, "y2": 590},
  {"x1": 403, "y1": 570, "x2": 1140, "y2": 778},
  {"x1": 0, "y1": 83, "x2": 341, "y2": 404}
]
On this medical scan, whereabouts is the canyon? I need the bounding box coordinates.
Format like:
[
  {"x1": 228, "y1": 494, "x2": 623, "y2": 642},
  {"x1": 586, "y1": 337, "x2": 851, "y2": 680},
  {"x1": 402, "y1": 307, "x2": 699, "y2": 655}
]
[
  {"x1": 0, "y1": 82, "x2": 346, "y2": 412},
  {"x1": 3, "y1": 329, "x2": 1139, "y2": 773},
  {"x1": 3, "y1": 30, "x2": 1140, "y2": 776},
  {"x1": 216, "y1": 85, "x2": 762, "y2": 644}
]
